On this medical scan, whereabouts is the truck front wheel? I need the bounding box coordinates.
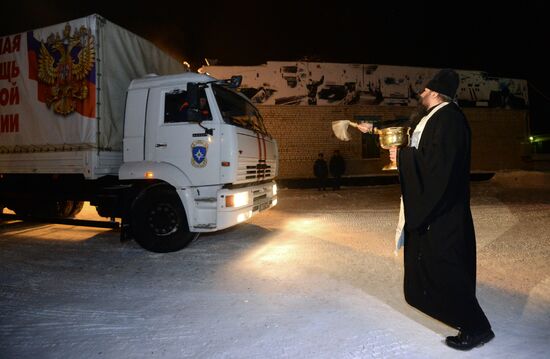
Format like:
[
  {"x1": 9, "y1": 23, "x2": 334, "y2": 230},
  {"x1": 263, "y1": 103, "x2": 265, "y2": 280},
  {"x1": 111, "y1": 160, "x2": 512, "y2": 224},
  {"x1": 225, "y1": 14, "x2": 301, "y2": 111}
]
[{"x1": 130, "y1": 185, "x2": 198, "y2": 252}]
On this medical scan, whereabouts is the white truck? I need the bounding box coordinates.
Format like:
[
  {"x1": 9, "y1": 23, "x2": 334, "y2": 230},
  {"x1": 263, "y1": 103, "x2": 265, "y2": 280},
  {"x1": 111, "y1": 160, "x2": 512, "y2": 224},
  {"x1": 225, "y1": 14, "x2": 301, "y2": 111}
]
[{"x1": 0, "y1": 14, "x2": 278, "y2": 252}]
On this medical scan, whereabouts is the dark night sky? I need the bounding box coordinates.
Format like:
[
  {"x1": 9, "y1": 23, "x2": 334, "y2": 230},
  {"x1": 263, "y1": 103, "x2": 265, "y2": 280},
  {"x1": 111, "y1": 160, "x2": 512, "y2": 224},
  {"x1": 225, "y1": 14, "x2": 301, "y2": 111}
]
[{"x1": 2, "y1": 1, "x2": 549, "y2": 133}]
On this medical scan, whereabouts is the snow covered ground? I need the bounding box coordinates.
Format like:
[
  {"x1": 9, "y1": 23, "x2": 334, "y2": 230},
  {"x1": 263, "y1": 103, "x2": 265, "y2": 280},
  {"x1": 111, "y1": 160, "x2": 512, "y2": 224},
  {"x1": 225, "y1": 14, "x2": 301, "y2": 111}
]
[{"x1": 0, "y1": 171, "x2": 548, "y2": 358}]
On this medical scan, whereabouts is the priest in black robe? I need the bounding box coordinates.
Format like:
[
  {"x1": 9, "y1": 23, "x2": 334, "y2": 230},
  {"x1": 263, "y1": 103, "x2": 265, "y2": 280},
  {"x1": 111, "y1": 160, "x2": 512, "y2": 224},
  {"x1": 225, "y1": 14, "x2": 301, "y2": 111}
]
[{"x1": 391, "y1": 69, "x2": 495, "y2": 350}]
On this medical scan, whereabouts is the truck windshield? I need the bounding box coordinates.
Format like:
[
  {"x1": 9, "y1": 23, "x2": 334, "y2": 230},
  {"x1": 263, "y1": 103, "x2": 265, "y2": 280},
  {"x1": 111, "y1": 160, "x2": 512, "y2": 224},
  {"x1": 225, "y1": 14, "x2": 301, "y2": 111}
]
[{"x1": 212, "y1": 84, "x2": 269, "y2": 136}]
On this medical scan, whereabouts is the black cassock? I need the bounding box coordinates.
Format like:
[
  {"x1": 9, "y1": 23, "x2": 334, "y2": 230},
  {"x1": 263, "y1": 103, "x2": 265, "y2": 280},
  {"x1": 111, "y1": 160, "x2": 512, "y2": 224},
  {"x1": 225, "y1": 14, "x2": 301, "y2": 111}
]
[{"x1": 398, "y1": 103, "x2": 491, "y2": 334}]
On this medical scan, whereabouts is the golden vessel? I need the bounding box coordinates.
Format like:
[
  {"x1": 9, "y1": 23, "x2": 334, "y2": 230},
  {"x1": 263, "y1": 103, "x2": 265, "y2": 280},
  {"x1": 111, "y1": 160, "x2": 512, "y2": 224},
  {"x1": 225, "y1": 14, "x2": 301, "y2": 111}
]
[{"x1": 375, "y1": 127, "x2": 410, "y2": 170}]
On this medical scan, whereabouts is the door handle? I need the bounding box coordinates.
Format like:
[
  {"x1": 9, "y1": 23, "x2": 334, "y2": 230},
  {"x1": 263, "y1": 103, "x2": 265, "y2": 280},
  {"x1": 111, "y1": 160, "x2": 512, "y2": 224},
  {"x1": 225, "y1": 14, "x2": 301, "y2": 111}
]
[{"x1": 156, "y1": 143, "x2": 167, "y2": 148}]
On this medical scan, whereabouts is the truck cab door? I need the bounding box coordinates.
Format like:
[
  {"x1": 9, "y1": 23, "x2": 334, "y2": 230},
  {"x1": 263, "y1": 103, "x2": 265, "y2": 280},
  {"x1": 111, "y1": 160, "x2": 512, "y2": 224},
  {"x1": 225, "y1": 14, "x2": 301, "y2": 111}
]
[{"x1": 144, "y1": 86, "x2": 221, "y2": 186}]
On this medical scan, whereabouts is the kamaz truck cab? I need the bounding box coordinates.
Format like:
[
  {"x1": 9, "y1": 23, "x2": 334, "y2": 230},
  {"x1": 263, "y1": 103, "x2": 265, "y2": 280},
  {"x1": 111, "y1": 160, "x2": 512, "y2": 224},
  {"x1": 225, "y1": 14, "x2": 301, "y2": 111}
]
[{"x1": 119, "y1": 73, "x2": 279, "y2": 251}]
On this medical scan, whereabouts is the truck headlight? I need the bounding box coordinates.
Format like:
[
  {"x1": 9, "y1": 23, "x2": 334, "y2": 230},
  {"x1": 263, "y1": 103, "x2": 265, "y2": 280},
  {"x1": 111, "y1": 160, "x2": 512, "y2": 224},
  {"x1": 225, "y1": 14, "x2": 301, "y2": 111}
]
[
  {"x1": 273, "y1": 183, "x2": 278, "y2": 196},
  {"x1": 225, "y1": 192, "x2": 249, "y2": 208}
]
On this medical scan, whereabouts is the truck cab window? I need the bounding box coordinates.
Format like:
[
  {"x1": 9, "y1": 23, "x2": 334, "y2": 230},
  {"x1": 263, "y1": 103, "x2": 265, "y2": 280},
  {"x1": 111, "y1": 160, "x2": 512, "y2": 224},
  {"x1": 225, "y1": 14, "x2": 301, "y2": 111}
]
[
  {"x1": 164, "y1": 89, "x2": 211, "y2": 123},
  {"x1": 164, "y1": 90, "x2": 189, "y2": 123},
  {"x1": 212, "y1": 84, "x2": 268, "y2": 135}
]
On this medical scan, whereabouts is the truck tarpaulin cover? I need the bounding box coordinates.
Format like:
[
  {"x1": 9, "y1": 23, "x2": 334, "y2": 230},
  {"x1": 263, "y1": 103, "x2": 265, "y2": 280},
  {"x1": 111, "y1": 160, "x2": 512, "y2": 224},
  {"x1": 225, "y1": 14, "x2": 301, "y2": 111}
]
[{"x1": 0, "y1": 14, "x2": 185, "y2": 153}]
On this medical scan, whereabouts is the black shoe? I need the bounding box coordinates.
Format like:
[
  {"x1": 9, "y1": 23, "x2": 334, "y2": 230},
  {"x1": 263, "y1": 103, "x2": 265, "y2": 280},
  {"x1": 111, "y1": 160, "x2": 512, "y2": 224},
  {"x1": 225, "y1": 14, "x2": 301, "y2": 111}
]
[{"x1": 445, "y1": 329, "x2": 495, "y2": 350}]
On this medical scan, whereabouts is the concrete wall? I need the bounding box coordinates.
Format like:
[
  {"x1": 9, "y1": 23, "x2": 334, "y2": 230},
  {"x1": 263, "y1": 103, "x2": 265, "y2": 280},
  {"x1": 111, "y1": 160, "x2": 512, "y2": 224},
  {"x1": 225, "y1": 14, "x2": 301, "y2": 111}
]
[{"x1": 259, "y1": 105, "x2": 530, "y2": 179}]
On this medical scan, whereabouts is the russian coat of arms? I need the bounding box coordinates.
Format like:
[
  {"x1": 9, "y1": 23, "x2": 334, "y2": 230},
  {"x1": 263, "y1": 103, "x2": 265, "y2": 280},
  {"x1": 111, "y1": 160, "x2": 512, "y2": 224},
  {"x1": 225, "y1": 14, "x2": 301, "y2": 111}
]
[{"x1": 37, "y1": 23, "x2": 95, "y2": 115}]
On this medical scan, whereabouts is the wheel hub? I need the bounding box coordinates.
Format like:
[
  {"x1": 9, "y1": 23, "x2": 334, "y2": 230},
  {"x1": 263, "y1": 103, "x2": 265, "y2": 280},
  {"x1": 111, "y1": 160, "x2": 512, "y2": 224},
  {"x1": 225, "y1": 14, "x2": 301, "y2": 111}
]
[{"x1": 147, "y1": 203, "x2": 179, "y2": 236}]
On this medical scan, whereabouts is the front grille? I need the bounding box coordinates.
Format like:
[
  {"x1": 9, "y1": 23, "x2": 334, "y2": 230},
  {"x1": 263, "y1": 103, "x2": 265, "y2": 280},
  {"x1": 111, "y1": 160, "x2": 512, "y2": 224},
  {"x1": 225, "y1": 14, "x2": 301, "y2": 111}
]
[
  {"x1": 236, "y1": 158, "x2": 276, "y2": 183},
  {"x1": 251, "y1": 189, "x2": 271, "y2": 212}
]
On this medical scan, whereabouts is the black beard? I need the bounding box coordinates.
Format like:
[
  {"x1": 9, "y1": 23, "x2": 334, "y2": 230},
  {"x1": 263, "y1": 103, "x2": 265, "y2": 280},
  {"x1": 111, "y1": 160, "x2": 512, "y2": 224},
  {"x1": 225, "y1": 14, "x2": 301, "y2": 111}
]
[{"x1": 409, "y1": 103, "x2": 428, "y2": 126}]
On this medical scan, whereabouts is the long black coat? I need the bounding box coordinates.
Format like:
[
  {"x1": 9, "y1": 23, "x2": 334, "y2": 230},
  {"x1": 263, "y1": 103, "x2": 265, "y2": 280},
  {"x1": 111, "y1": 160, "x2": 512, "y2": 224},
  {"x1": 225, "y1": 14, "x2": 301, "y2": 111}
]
[
  {"x1": 313, "y1": 159, "x2": 328, "y2": 178},
  {"x1": 329, "y1": 154, "x2": 346, "y2": 177},
  {"x1": 398, "y1": 103, "x2": 490, "y2": 333}
]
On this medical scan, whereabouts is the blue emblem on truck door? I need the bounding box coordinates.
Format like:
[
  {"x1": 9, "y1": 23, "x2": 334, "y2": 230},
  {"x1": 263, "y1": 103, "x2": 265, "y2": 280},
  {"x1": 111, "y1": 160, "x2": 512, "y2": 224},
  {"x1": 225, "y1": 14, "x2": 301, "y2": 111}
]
[{"x1": 191, "y1": 140, "x2": 208, "y2": 168}]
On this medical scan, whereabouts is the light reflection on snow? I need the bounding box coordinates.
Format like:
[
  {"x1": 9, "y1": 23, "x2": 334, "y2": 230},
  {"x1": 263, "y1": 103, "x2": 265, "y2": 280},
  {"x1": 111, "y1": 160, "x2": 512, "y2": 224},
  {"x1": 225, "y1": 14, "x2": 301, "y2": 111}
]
[
  {"x1": 284, "y1": 218, "x2": 318, "y2": 233},
  {"x1": 249, "y1": 242, "x2": 296, "y2": 264},
  {"x1": 0, "y1": 202, "x2": 113, "y2": 242},
  {"x1": 1, "y1": 226, "x2": 110, "y2": 242}
]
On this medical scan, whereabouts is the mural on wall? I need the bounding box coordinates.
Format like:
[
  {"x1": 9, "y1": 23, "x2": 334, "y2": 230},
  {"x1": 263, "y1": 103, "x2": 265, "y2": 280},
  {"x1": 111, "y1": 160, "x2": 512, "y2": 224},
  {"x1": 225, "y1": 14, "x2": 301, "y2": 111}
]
[{"x1": 200, "y1": 62, "x2": 528, "y2": 109}]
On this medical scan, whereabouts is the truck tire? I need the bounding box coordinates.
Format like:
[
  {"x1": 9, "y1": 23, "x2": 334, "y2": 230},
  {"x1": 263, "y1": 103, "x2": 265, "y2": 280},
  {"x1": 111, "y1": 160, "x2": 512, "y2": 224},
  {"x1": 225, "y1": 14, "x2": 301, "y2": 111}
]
[
  {"x1": 130, "y1": 185, "x2": 197, "y2": 252},
  {"x1": 12, "y1": 200, "x2": 74, "y2": 218},
  {"x1": 67, "y1": 201, "x2": 85, "y2": 218},
  {"x1": 42, "y1": 200, "x2": 84, "y2": 218}
]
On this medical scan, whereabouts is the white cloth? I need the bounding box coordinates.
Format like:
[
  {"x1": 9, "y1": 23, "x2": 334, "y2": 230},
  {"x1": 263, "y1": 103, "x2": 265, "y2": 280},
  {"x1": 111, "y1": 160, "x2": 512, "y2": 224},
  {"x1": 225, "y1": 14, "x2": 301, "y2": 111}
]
[
  {"x1": 394, "y1": 196, "x2": 406, "y2": 255},
  {"x1": 394, "y1": 102, "x2": 449, "y2": 255}
]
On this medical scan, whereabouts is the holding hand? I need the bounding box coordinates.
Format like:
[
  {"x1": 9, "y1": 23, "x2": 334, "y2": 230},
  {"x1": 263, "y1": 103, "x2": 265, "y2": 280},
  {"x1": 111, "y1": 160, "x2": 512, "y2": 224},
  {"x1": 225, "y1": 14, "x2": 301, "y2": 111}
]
[
  {"x1": 357, "y1": 122, "x2": 374, "y2": 133},
  {"x1": 389, "y1": 147, "x2": 398, "y2": 165}
]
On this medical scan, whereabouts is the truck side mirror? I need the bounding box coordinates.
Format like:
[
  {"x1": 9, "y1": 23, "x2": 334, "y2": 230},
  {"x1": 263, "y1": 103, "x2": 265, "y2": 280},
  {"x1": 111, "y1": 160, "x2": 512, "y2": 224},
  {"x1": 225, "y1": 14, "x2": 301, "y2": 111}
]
[
  {"x1": 186, "y1": 82, "x2": 199, "y2": 108},
  {"x1": 186, "y1": 82, "x2": 202, "y2": 123},
  {"x1": 230, "y1": 75, "x2": 242, "y2": 88}
]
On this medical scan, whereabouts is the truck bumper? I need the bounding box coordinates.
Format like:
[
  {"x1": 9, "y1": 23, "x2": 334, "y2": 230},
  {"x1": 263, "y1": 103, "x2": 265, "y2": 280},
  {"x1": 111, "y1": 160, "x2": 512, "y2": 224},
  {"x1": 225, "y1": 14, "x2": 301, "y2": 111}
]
[{"x1": 187, "y1": 181, "x2": 277, "y2": 232}]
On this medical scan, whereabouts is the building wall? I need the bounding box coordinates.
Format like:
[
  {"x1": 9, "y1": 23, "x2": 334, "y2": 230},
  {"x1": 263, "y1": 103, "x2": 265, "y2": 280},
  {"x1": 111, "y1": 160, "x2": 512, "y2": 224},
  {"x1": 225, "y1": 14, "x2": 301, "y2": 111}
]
[{"x1": 259, "y1": 105, "x2": 529, "y2": 179}]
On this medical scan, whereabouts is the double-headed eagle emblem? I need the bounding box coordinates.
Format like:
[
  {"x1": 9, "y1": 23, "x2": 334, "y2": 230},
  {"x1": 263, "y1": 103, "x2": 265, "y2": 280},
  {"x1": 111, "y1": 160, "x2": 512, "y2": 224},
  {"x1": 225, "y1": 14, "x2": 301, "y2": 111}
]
[{"x1": 37, "y1": 24, "x2": 95, "y2": 115}]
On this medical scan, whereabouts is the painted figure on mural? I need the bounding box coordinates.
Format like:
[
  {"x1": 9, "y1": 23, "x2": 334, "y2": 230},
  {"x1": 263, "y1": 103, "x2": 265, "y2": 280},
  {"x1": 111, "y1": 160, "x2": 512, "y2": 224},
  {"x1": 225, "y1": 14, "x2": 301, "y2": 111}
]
[
  {"x1": 306, "y1": 75, "x2": 324, "y2": 105},
  {"x1": 341, "y1": 82, "x2": 360, "y2": 105},
  {"x1": 388, "y1": 69, "x2": 494, "y2": 350}
]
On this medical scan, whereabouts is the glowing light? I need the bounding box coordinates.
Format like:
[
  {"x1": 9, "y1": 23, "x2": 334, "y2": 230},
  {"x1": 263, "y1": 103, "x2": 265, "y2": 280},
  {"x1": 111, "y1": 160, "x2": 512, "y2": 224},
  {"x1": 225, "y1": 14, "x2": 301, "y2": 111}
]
[
  {"x1": 226, "y1": 192, "x2": 249, "y2": 208},
  {"x1": 3, "y1": 202, "x2": 113, "y2": 242},
  {"x1": 145, "y1": 171, "x2": 154, "y2": 178},
  {"x1": 272, "y1": 198, "x2": 278, "y2": 207},
  {"x1": 236, "y1": 210, "x2": 252, "y2": 223},
  {"x1": 272, "y1": 184, "x2": 278, "y2": 196}
]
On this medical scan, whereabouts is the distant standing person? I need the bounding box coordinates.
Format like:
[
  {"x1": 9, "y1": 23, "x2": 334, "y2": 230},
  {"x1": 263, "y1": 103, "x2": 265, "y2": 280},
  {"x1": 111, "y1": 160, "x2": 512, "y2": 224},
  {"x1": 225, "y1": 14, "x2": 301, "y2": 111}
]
[
  {"x1": 313, "y1": 153, "x2": 329, "y2": 191},
  {"x1": 329, "y1": 150, "x2": 346, "y2": 190}
]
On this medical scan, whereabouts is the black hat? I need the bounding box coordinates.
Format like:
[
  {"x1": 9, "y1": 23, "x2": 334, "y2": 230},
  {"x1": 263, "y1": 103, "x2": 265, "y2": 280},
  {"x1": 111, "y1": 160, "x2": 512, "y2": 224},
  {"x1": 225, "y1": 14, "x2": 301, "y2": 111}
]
[{"x1": 426, "y1": 69, "x2": 459, "y2": 98}]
